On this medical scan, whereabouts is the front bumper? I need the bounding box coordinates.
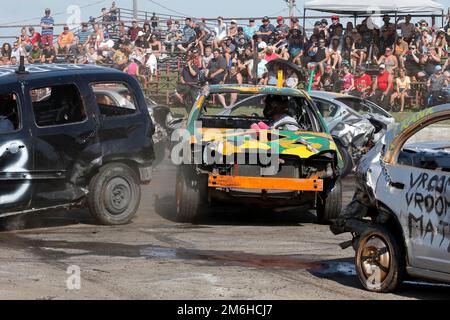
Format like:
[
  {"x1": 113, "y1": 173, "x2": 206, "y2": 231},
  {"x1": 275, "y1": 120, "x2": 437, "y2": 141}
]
[{"x1": 208, "y1": 174, "x2": 323, "y2": 192}]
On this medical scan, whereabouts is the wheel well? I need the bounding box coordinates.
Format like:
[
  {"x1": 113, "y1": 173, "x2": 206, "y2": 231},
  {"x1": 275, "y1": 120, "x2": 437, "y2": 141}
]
[
  {"x1": 89, "y1": 159, "x2": 141, "y2": 183},
  {"x1": 375, "y1": 201, "x2": 409, "y2": 265}
]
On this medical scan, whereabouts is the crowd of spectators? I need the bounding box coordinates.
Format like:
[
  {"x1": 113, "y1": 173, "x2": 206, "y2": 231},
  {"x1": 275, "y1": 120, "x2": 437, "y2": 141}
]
[{"x1": 2, "y1": 3, "x2": 450, "y2": 110}]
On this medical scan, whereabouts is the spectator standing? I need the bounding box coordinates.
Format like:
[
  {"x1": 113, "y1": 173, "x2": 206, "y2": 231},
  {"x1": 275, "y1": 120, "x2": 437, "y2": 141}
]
[
  {"x1": 40, "y1": 8, "x2": 54, "y2": 48},
  {"x1": 150, "y1": 13, "x2": 159, "y2": 31},
  {"x1": 110, "y1": 2, "x2": 118, "y2": 23},
  {"x1": 370, "y1": 64, "x2": 394, "y2": 110},
  {"x1": 398, "y1": 15, "x2": 415, "y2": 43}
]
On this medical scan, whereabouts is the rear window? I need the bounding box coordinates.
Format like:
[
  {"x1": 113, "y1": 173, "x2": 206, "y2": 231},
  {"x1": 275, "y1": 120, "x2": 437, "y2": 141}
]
[
  {"x1": 0, "y1": 93, "x2": 20, "y2": 133},
  {"x1": 30, "y1": 84, "x2": 86, "y2": 127},
  {"x1": 90, "y1": 83, "x2": 138, "y2": 117}
]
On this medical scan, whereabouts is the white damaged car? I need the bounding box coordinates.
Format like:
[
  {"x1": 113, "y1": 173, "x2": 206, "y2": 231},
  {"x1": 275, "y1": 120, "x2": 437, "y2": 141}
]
[{"x1": 331, "y1": 105, "x2": 450, "y2": 292}]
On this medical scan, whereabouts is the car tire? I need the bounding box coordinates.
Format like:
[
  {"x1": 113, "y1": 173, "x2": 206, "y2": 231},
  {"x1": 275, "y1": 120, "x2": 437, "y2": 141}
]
[
  {"x1": 335, "y1": 140, "x2": 353, "y2": 178},
  {"x1": 175, "y1": 166, "x2": 208, "y2": 223},
  {"x1": 316, "y1": 179, "x2": 342, "y2": 225},
  {"x1": 88, "y1": 163, "x2": 141, "y2": 225},
  {"x1": 355, "y1": 225, "x2": 405, "y2": 293}
]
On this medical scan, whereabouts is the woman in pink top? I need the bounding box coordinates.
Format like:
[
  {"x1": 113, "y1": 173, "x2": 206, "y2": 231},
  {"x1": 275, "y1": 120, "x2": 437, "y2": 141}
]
[
  {"x1": 124, "y1": 59, "x2": 147, "y2": 88},
  {"x1": 341, "y1": 64, "x2": 354, "y2": 93}
]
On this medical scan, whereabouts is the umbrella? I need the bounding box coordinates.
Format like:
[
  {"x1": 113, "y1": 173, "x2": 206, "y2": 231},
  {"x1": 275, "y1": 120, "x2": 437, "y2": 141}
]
[{"x1": 265, "y1": 58, "x2": 304, "y2": 80}]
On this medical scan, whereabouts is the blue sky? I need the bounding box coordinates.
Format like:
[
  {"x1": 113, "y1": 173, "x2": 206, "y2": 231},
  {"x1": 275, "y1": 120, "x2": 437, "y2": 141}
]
[{"x1": 0, "y1": 0, "x2": 449, "y2": 40}]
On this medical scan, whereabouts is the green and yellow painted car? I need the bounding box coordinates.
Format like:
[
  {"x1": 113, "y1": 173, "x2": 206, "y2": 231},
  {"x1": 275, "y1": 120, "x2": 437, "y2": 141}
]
[{"x1": 174, "y1": 84, "x2": 342, "y2": 223}]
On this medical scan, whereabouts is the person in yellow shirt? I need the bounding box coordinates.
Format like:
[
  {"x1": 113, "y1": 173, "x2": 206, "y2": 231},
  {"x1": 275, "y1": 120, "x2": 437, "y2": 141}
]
[{"x1": 56, "y1": 26, "x2": 75, "y2": 55}]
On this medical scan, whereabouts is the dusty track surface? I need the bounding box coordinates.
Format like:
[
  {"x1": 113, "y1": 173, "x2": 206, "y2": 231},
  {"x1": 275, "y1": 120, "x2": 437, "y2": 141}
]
[{"x1": 0, "y1": 159, "x2": 449, "y2": 300}]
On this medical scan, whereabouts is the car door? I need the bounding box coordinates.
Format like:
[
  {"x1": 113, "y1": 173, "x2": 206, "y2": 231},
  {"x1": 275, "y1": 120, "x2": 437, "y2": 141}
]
[
  {"x1": 27, "y1": 79, "x2": 100, "y2": 208},
  {"x1": 0, "y1": 83, "x2": 33, "y2": 214},
  {"x1": 381, "y1": 111, "x2": 450, "y2": 273}
]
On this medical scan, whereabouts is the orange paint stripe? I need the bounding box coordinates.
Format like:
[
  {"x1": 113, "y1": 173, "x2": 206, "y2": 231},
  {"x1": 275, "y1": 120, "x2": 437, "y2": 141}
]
[{"x1": 208, "y1": 174, "x2": 323, "y2": 191}]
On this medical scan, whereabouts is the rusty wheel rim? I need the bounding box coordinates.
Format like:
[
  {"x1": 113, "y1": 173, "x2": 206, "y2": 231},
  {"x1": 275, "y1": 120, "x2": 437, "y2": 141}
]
[{"x1": 360, "y1": 235, "x2": 391, "y2": 284}]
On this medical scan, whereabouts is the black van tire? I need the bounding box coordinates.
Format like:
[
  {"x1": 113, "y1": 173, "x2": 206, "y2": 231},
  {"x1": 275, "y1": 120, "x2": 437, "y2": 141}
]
[
  {"x1": 335, "y1": 140, "x2": 353, "y2": 178},
  {"x1": 316, "y1": 179, "x2": 342, "y2": 225},
  {"x1": 355, "y1": 225, "x2": 405, "y2": 293},
  {"x1": 88, "y1": 163, "x2": 141, "y2": 225}
]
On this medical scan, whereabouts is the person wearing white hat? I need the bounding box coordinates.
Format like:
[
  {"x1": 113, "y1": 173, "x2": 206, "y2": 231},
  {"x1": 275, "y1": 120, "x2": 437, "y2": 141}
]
[{"x1": 370, "y1": 63, "x2": 394, "y2": 110}]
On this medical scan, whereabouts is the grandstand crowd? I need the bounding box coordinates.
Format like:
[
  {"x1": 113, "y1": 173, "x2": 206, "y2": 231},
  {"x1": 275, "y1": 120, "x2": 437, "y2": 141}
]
[{"x1": 2, "y1": 3, "x2": 450, "y2": 111}]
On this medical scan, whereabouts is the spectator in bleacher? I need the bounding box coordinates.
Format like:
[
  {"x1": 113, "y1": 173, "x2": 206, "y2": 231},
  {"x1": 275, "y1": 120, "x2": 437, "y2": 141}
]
[
  {"x1": 222, "y1": 36, "x2": 236, "y2": 66},
  {"x1": 93, "y1": 24, "x2": 105, "y2": 48},
  {"x1": 341, "y1": 63, "x2": 355, "y2": 93},
  {"x1": 328, "y1": 36, "x2": 342, "y2": 69},
  {"x1": 18, "y1": 27, "x2": 32, "y2": 52},
  {"x1": 40, "y1": 8, "x2": 54, "y2": 48},
  {"x1": 243, "y1": 19, "x2": 258, "y2": 42},
  {"x1": 143, "y1": 22, "x2": 152, "y2": 40},
  {"x1": 394, "y1": 36, "x2": 409, "y2": 58},
  {"x1": 206, "y1": 48, "x2": 227, "y2": 84},
  {"x1": 176, "y1": 18, "x2": 196, "y2": 53},
  {"x1": 264, "y1": 46, "x2": 278, "y2": 62},
  {"x1": 11, "y1": 42, "x2": 26, "y2": 62},
  {"x1": 427, "y1": 65, "x2": 448, "y2": 106},
  {"x1": 28, "y1": 27, "x2": 41, "y2": 48},
  {"x1": 352, "y1": 33, "x2": 367, "y2": 67},
  {"x1": 380, "y1": 15, "x2": 395, "y2": 54},
  {"x1": 275, "y1": 16, "x2": 289, "y2": 35},
  {"x1": 228, "y1": 20, "x2": 238, "y2": 39},
  {"x1": 287, "y1": 28, "x2": 303, "y2": 65},
  {"x1": 1, "y1": 43, "x2": 12, "y2": 59},
  {"x1": 247, "y1": 51, "x2": 268, "y2": 83},
  {"x1": 40, "y1": 43, "x2": 56, "y2": 63},
  {"x1": 352, "y1": 65, "x2": 372, "y2": 97},
  {"x1": 99, "y1": 33, "x2": 115, "y2": 60},
  {"x1": 77, "y1": 23, "x2": 92, "y2": 46},
  {"x1": 28, "y1": 43, "x2": 42, "y2": 64},
  {"x1": 134, "y1": 31, "x2": 149, "y2": 49},
  {"x1": 370, "y1": 64, "x2": 394, "y2": 110},
  {"x1": 235, "y1": 33, "x2": 250, "y2": 58},
  {"x1": 175, "y1": 54, "x2": 200, "y2": 106},
  {"x1": 202, "y1": 46, "x2": 213, "y2": 68},
  {"x1": 328, "y1": 15, "x2": 343, "y2": 39},
  {"x1": 110, "y1": 2, "x2": 118, "y2": 23},
  {"x1": 101, "y1": 7, "x2": 111, "y2": 28},
  {"x1": 145, "y1": 49, "x2": 158, "y2": 82},
  {"x1": 194, "y1": 19, "x2": 211, "y2": 56},
  {"x1": 150, "y1": 13, "x2": 159, "y2": 31},
  {"x1": 319, "y1": 64, "x2": 339, "y2": 92},
  {"x1": 56, "y1": 26, "x2": 75, "y2": 56},
  {"x1": 256, "y1": 16, "x2": 275, "y2": 44},
  {"x1": 398, "y1": 15, "x2": 415, "y2": 43},
  {"x1": 128, "y1": 19, "x2": 142, "y2": 42},
  {"x1": 73, "y1": 44, "x2": 87, "y2": 64},
  {"x1": 219, "y1": 64, "x2": 242, "y2": 107},
  {"x1": 213, "y1": 17, "x2": 228, "y2": 49},
  {"x1": 375, "y1": 47, "x2": 398, "y2": 75},
  {"x1": 148, "y1": 34, "x2": 162, "y2": 58},
  {"x1": 341, "y1": 35, "x2": 353, "y2": 67},
  {"x1": 390, "y1": 68, "x2": 411, "y2": 112}
]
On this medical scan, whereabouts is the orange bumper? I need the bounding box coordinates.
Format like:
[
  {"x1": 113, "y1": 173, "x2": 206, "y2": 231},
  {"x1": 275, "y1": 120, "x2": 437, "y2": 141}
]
[{"x1": 208, "y1": 174, "x2": 323, "y2": 191}]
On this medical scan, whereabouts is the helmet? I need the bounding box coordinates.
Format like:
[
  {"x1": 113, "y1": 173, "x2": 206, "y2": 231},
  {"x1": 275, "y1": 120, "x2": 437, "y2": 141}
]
[{"x1": 263, "y1": 95, "x2": 290, "y2": 118}]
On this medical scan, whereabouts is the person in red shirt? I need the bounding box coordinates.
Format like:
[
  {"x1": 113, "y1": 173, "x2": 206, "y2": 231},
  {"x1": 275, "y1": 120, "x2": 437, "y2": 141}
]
[
  {"x1": 369, "y1": 64, "x2": 393, "y2": 110},
  {"x1": 264, "y1": 46, "x2": 279, "y2": 62},
  {"x1": 351, "y1": 65, "x2": 372, "y2": 98},
  {"x1": 28, "y1": 27, "x2": 42, "y2": 47}
]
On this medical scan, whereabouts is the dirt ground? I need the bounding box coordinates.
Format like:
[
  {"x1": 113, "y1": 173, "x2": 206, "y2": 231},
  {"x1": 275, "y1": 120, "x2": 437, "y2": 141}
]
[{"x1": 0, "y1": 159, "x2": 449, "y2": 300}]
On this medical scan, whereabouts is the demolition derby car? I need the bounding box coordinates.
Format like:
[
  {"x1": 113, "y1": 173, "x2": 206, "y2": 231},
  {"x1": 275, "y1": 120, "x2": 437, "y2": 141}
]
[
  {"x1": 0, "y1": 64, "x2": 154, "y2": 225},
  {"x1": 173, "y1": 84, "x2": 342, "y2": 223},
  {"x1": 332, "y1": 105, "x2": 450, "y2": 292}
]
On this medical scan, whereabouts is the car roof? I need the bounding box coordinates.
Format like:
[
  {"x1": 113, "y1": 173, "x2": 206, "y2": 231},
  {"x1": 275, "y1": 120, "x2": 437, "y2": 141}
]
[
  {"x1": 308, "y1": 90, "x2": 352, "y2": 100},
  {"x1": 0, "y1": 64, "x2": 123, "y2": 84},
  {"x1": 208, "y1": 84, "x2": 308, "y2": 97}
]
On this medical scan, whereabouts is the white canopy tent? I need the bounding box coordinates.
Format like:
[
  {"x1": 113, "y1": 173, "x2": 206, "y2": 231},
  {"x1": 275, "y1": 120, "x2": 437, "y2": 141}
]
[{"x1": 303, "y1": 0, "x2": 444, "y2": 15}]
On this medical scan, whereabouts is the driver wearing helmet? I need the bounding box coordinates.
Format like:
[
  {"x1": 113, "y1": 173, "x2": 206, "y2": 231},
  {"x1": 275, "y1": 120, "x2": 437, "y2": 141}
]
[{"x1": 262, "y1": 95, "x2": 301, "y2": 131}]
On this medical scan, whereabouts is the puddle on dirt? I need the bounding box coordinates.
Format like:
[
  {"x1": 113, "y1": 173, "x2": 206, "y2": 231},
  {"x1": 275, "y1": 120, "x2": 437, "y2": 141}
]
[
  {"x1": 3, "y1": 235, "x2": 357, "y2": 274},
  {"x1": 313, "y1": 261, "x2": 357, "y2": 276}
]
